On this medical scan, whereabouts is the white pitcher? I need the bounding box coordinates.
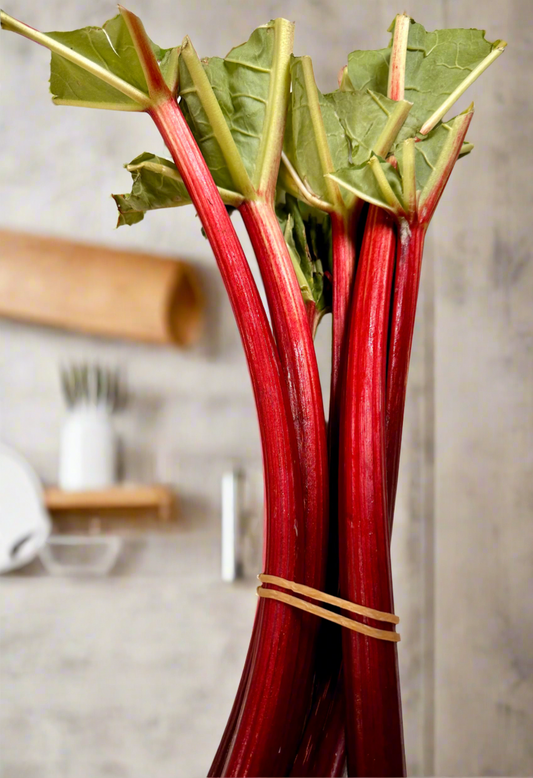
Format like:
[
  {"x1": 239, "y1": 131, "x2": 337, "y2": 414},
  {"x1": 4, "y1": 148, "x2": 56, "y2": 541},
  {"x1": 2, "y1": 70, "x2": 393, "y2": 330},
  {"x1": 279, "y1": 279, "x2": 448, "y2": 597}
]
[{"x1": 59, "y1": 404, "x2": 117, "y2": 491}]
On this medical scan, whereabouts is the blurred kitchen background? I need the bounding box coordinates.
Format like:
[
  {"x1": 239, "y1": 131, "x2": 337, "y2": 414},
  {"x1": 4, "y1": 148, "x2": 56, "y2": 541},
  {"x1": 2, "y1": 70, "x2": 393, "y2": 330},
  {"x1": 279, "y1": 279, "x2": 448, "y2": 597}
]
[{"x1": 0, "y1": 1, "x2": 531, "y2": 777}]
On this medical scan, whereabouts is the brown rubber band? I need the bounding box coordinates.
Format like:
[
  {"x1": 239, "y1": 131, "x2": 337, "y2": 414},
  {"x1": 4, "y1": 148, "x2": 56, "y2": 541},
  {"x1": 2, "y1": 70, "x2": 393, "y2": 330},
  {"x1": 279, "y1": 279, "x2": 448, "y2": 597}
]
[{"x1": 256, "y1": 574, "x2": 400, "y2": 643}]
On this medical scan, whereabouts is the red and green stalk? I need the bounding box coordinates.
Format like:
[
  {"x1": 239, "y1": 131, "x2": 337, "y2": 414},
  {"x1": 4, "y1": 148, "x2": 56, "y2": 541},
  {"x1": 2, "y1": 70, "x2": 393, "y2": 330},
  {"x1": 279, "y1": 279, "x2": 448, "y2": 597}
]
[
  {"x1": 121, "y1": 12, "x2": 322, "y2": 777},
  {"x1": 173, "y1": 26, "x2": 329, "y2": 776},
  {"x1": 385, "y1": 220, "x2": 427, "y2": 522},
  {"x1": 290, "y1": 208, "x2": 359, "y2": 778},
  {"x1": 339, "y1": 205, "x2": 405, "y2": 776},
  {"x1": 386, "y1": 110, "x2": 474, "y2": 524},
  {"x1": 153, "y1": 77, "x2": 313, "y2": 778},
  {"x1": 224, "y1": 200, "x2": 328, "y2": 777},
  {"x1": 289, "y1": 51, "x2": 414, "y2": 770}
]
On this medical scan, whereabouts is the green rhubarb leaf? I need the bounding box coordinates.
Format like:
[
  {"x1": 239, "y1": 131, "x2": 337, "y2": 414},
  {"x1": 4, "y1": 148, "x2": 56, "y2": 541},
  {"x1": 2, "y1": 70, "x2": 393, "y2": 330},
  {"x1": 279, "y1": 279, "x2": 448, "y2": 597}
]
[
  {"x1": 347, "y1": 19, "x2": 498, "y2": 141},
  {"x1": 48, "y1": 15, "x2": 178, "y2": 110},
  {"x1": 179, "y1": 55, "x2": 238, "y2": 192},
  {"x1": 1, "y1": 11, "x2": 179, "y2": 111},
  {"x1": 276, "y1": 195, "x2": 331, "y2": 316},
  {"x1": 394, "y1": 117, "x2": 467, "y2": 194},
  {"x1": 329, "y1": 157, "x2": 404, "y2": 213},
  {"x1": 112, "y1": 152, "x2": 245, "y2": 227},
  {"x1": 332, "y1": 112, "x2": 471, "y2": 214},
  {"x1": 178, "y1": 19, "x2": 293, "y2": 197},
  {"x1": 327, "y1": 89, "x2": 406, "y2": 166},
  {"x1": 337, "y1": 19, "x2": 505, "y2": 215},
  {"x1": 112, "y1": 153, "x2": 191, "y2": 227},
  {"x1": 283, "y1": 56, "x2": 409, "y2": 211},
  {"x1": 286, "y1": 57, "x2": 349, "y2": 206},
  {"x1": 345, "y1": 47, "x2": 389, "y2": 96}
]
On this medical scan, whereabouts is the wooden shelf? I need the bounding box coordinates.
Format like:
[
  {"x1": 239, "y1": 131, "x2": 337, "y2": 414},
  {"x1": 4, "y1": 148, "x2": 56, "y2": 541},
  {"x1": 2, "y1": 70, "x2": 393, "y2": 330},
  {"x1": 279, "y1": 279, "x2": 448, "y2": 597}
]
[{"x1": 44, "y1": 485, "x2": 175, "y2": 522}]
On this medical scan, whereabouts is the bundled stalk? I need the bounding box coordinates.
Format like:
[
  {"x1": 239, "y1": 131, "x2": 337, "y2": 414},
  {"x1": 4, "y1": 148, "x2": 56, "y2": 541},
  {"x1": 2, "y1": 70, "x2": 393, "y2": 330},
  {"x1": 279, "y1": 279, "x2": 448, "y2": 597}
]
[{"x1": 1, "y1": 7, "x2": 505, "y2": 776}]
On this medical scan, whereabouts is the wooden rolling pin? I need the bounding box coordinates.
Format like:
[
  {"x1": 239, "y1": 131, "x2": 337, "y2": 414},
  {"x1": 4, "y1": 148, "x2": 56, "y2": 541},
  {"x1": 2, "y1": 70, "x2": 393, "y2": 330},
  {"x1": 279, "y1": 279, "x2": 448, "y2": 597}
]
[{"x1": 0, "y1": 229, "x2": 204, "y2": 346}]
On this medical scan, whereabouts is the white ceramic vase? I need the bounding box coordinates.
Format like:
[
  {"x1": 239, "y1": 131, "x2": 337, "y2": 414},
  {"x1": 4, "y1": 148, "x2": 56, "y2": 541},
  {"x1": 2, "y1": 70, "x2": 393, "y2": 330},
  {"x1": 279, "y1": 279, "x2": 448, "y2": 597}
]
[{"x1": 59, "y1": 405, "x2": 117, "y2": 491}]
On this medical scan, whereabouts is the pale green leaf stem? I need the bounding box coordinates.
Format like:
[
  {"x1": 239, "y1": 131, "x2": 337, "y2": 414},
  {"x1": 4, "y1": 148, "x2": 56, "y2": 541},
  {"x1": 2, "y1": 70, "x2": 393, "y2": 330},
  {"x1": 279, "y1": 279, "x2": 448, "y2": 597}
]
[
  {"x1": 418, "y1": 107, "x2": 474, "y2": 220},
  {"x1": 300, "y1": 56, "x2": 345, "y2": 211},
  {"x1": 280, "y1": 152, "x2": 334, "y2": 212},
  {"x1": 253, "y1": 18, "x2": 294, "y2": 200},
  {"x1": 373, "y1": 99, "x2": 413, "y2": 158},
  {"x1": 369, "y1": 156, "x2": 406, "y2": 215},
  {"x1": 178, "y1": 20, "x2": 296, "y2": 206},
  {"x1": 180, "y1": 36, "x2": 255, "y2": 199},
  {"x1": 400, "y1": 138, "x2": 417, "y2": 214},
  {"x1": 0, "y1": 9, "x2": 152, "y2": 109},
  {"x1": 326, "y1": 173, "x2": 397, "y2": 213},
  {"x1": 277, "y1": 157, "x2": 302, "y2": 199},
  {"x1": 419, "y1": 41, "x2": 507, "y2": 134}
]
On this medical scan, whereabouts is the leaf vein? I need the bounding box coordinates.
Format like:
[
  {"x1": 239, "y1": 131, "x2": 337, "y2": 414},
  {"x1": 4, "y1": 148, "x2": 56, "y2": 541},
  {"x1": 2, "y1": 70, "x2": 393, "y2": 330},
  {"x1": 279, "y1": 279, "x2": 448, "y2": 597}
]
[{"x1": 224, "y1": 58, "x2": 271, "y2": 73}]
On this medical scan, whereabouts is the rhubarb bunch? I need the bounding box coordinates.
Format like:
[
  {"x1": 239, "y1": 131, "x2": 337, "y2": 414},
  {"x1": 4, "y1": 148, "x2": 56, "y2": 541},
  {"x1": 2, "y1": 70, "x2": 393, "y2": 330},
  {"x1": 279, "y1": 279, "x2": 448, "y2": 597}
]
[{"x1": 1, "y1": 7, "x2": 505, "y2": 776}]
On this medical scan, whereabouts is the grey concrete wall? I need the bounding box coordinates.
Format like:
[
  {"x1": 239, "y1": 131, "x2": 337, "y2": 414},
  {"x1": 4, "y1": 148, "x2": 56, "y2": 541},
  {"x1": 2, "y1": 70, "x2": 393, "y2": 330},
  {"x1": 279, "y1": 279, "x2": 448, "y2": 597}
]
[
  {"x1": 0, "y1": 2, "x2": 531, "y2": 777},
  {"x1": 433, "y1": 2, "x2": 533, "y2": 774}
]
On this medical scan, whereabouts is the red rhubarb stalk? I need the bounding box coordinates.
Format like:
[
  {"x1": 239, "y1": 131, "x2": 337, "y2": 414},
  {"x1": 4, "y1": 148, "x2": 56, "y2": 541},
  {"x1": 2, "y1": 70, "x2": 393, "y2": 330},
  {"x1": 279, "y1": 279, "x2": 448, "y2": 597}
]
[
  {"x1": 289, "y1": 80, "x2": 413, "y2": 778},
  {"x1": 119, "y1": 13, "x2": 311, "y2": 777},
  {"x1": 329, "y1": 209, "x2": 358, "y2": 429},
  {"x1": 386, "y1": 109, "x2": 473, "y2": 524},
  {"x1": 151, "y1": 81, "x2": 307, "y2": 778},
  {"x1": 290, "y1": 76, "x2": 413, "y2": 778},
  {"x1": 175, "y1": 26, "x2": 329, "y2": 774},
  {"x1": 339, "y1": 204, "x2": 405, "y2": 776},
  {"x1": 307, "y1": 681, "x2": 346, "y2": 778},
  {"x1": 226, "y1": 200, "x2": 328, "y2": 777},
  {"x1": 296, "y1": 210, "x2": 357, "y2": 778},
  {"x1": 240, "y1": 200, "x2": 328, "y2": 594},
  {"x1": 290, "y1": 660, "x2": 345, "y2": 777},
  {"x1": 385, "y1": 219, "x2": 426, "y2": 522},
  {"x1": 178, "y1": 25, "x2": 328, "y2": 593}
]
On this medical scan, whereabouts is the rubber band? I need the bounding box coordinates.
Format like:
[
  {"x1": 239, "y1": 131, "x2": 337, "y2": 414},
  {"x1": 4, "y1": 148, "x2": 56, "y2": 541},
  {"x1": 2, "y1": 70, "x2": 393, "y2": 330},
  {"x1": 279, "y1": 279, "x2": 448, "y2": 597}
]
[{"x1": 257, "y1": 574, "x2": 400, "y2": 643}]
